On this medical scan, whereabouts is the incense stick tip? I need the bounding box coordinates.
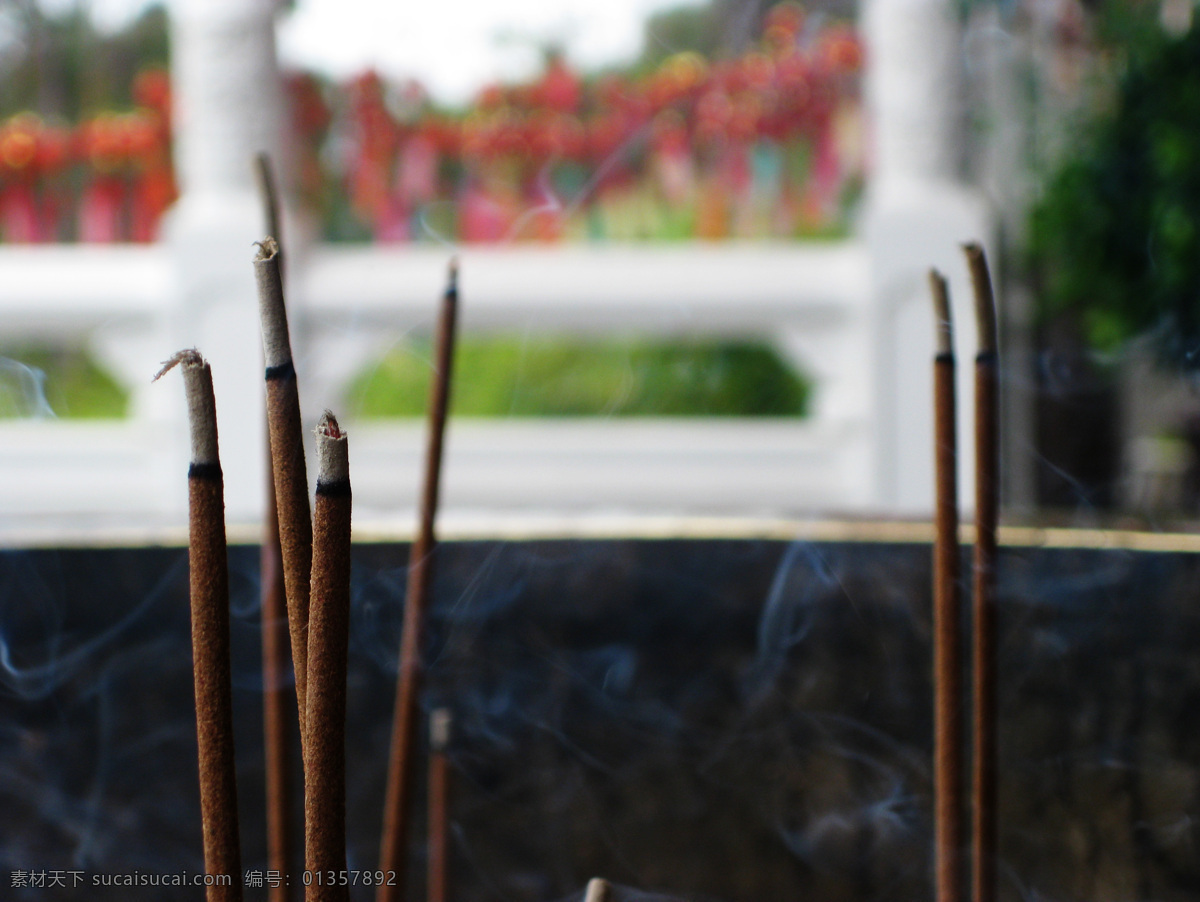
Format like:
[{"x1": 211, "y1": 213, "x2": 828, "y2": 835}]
[
  {"x1": 315, "y1": 411, "x2": 350, "y2": 487},
  {"x1": 430, "y1": 708, "x2": 452, "y2": 751},
  {"x1": 584, "y1": 877, "x2": 612, "y2": 902},
  {"x1": 447, "y1": 256, "x2": 459, "y2": 291},
  {"x1": 962, "y1": 241, "x2": 998, "y2": 353},
  {"x1": 152, "y1": 348, "x2": 205, "y2": 382},
  {"x1": 929, "y1": 269, "x2": 953, "y2": 354},
  {"x1": 254, "y1": 236, "x2": 280, "y2": 262},
  {"x1": 316, "y1": 410, "x2": 344, "y2": 441}
]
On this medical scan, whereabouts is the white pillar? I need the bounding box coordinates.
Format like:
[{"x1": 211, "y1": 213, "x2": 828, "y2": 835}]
[
  {"x1": 862, "y1": 0, "x2": 993, "y2": 515},
  {"x1": 163, "y1": 0, "x2": 287, "y2": 523}
]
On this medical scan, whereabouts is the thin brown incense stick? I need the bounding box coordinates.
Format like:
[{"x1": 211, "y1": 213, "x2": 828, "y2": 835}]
[
  {"x1": 584, "y1": 878, "x2": 613, "y2": 902},
  {"x1": 426, "y1": 709, "x2": 452, "y2": 902},
  {"x1": 930, "y1": 270, "x2": 964, "y2": 902},
  {"x1": 255, "y1": 153, "x2": 294, "y2": 902},
  {"x1": 256, "y1": 237, "x2": 314, "y2": 753},
  {"x1": 305, "y1": 412, "x2": 352, "y2": 902},
  {"x1": 964, "y1": 243, "x2": 999, "y2": 902},
  {"x1": 155, "y1": 350, "x2": 243, "y2": 901},
  {"x1": 379, "y1": 260, "x2": 460, "y2": 902},
  {"x1": 261, "y1": 507, "x2": 293, "y2": 897},
  {"x1": 254, "y1": 153, "x2": 283, "y2": 256}
]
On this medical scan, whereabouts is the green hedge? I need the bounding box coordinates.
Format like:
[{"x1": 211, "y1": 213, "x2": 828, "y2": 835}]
[{"x1": 348, "y1": 337, "x2": 809, "y2": 418}]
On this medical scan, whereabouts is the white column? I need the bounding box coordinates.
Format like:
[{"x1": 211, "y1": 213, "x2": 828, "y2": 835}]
[
  {"x1": 861, "y1": 0, "x2": 993, "y2": 515},
  {"x1": 162, "y1": 0, "x2": 287, "y2": 523}
]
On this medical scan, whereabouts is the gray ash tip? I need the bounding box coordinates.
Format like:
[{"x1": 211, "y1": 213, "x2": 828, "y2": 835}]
[
  {"x1": 254, "y1": 236, "x2": 280, "y2": 261},
  {"x1": 153, "y1": 348, "x2": 205, "y2": 382}
]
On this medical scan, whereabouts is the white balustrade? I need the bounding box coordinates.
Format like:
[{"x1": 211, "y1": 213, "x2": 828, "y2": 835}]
[{"x1": 0, "y1": 0, "x2": 998, "y2": 537}]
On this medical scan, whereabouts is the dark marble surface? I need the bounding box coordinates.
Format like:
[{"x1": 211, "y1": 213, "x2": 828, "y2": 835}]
[{"x1": 1, "y1": 539, "x2": 1198, "y2": 900}]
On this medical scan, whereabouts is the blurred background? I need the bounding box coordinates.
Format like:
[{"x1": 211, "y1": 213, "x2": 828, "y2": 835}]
[
  {"x1": 0, "y1": 0, "x2": 1195, "y2": 533},
  {"x1": 6, "y1": 4, "x2": 1200, "y2": 902}
]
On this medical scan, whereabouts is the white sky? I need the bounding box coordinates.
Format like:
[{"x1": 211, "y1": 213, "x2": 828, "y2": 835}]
[{"x1": 55, "y1": 0, "x2": 698, "y2": 105}]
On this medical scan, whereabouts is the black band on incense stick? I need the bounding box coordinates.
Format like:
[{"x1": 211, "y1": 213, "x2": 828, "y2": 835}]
[
  {"x1": 189, "y1": 462, "x2": 223, "y2": 481},
  {"x1": 265, "y1": 361, "x2": 296, "y2": 382}
]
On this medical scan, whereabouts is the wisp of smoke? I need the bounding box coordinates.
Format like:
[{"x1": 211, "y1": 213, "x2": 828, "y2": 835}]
[{"x1": 0, "y1": 355, "x2": 55, "y2": 418}]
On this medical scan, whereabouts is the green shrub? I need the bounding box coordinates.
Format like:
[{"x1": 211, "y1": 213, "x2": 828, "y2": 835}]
[
  {"x1": 348, "y1": 337, "x2": 809, "y2": 418},
  {"x1": 1029, "y1": 20, "x2": 1200, "y2": 365},
  {"x1": 0, "y1": 346, "x2": 128, "y2": 419}
]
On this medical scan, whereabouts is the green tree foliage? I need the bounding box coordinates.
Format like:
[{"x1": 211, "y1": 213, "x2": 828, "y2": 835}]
[
  {"x1": 0, "y1": 1, "x2": 168, "y2": 120},
  {"x1": 1030, "y1": 18, "x2": 1200, "y2": 365},
  {"x1": 634, "y1": 3, "x2": 724, "y2": 73}
]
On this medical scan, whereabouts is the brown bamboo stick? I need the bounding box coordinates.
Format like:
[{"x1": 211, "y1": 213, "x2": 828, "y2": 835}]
[
  {"x1": 426, "y1": 709, "x2": 452, "y2": 902},
  {"x1": 305, "y1": 412, "x2": 352, "y2": 902},
  {"x1": 964, "y1": 243, "x2": 999, "y2": 902},
  {"x1": 930, "y1": 269, "x2": 964, "y2": 902},
  {"x1": 255, "y1": 153, "x2": 294, "y2": 902},
  {"x1": 255, "y1": 237, "x2": 314, "y2": 753},
  {"x1": 155, "y1": 349, "x2": 243, "y2": 901},
  {"x1": 379, "y1": 260, "x2": 460, "y2": 902},
  {"x1": 584, "y1": 878, "x2": 613, "y2": 902}
]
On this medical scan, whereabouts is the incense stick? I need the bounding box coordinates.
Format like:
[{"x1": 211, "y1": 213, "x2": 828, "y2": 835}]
[
  {"x1": 255, "y1": 237, "x2": 314, "y2": 752},
  {"x1": 584, "y1": 878, "x2": 613, "y2": 902},
  {"x1": 261, "y1": 509, "x2": 293, "y2": 899},
  {"x1": 305, "y1": 412, "x2": 352, "y2": 902},
  {"x1": 930, "y1": 270, "x2": 964, "y2": 902},
  {"x1": 254, "y1": 153, "x2": 283, "y2": 260},
  {"x1": 964, "y1": 243, "x2": 999, "y2": 902},
  {"x1": 379, "y1": 260, "x2": 460, "y2": 901},
  {"x1": 156, "y1": 349, "x2": 243, "y2": 901},
  {"x1": 255, "y1": 153, "x2": 294, "y2": 902},
  {"x1": 427, "y1": 709, "x2": 452, "y2": 902}
]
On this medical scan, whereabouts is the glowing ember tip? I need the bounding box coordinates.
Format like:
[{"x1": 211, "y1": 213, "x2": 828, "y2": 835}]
[{"x1": 317, "y1": 410, "x2": 343, "y2": 440}]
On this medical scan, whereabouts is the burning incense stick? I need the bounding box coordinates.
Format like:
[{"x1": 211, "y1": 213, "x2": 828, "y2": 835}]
[
  {"x1": 305, "y1": 412, "x2": 352, "y2": 901},
  {"x1": 584, "y1": 878, "x2": 613, "y2": 902},
  {"x1": 255, "y1": 237, "x2": 314, "y2": 750},
  {"x1": 255, "y1": 153, "x2": 294, "y2": 902},
  {"x1": 930, "y1": 270, "x2": 964, "y2": 902},
  {"x1": 155, "y1": 350, "x2": 243, "y2": 901},
  {"x1": 379, "y1": 260, "x2": 460, "y2": 901},
  {"x1": 427, "y1": 709, "x2": 452, "y2": 902},
  {"x1": 261, "y1": 512, "x2": 293, "y2": 899},
  {"x1": 964, "y1": 243, "x2": 999, "y2": 902}
]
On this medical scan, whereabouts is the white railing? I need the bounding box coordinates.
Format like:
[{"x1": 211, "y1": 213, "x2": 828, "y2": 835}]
[
  {"x1": 0, "y1": 0, "x2": 1002, "y2": 538},
  {"x1": 0, "y1": 241, "x2": 882, "y2": 534}
]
